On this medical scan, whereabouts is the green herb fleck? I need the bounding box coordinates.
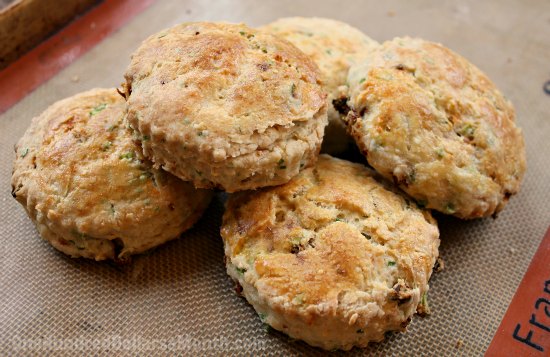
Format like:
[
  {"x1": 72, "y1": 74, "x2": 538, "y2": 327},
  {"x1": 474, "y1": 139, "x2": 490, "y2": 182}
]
[
  {"x1": 417, "y1": 292, "x2": 430, "y2": 316},
  {"x1": 277, "y1": 158, "x2": 286, "y2": 169},
  {"x1": 239, "y1": 31, "x2": 254, "y2": 39},
  {"x1": 258, "y1": 313, "x2": 267, "y2": 323},
  {"x1": 293, "y1": 293, "x2": 305, "y2": 305},
  {"x1": 158, "y1": 33, "x2": 167, "y2": 39},
  {"x1": 435, "y1": 148, "x2": 445, "y2": 158},
  {"x1": 119, "y1": 152, "x2": 134, "y2": 160},
  {"x1": 68, "y1": 240, "x2": 85, "y2": 250},
  {"x1": 335, "y1": 218, "x2": 344, "y2": 222},
  {"x1": 101, "y1": 141, "x2": 112, "y2": 151},
  {"x1": 139, "y1": 171, "x2": 153, "y2": 181},
  {"x1": 359, "y1": 77, "x2": 366, "y2": 84},
  {"x1": 236, "y1": 267, "x2": 246, "y2": 275},
  {"x1": 71, "y1": 229, "x2": 88, "y2": 240},
  {"x1": 388, "y1": 261, "x2": 396, "y2": 267},
  {"x1": 261, "y1": 48, "x2": 267, "y2": 53},
  {"x1": 407, "y1": 170, "x2": 416, "y2": 185},
  {"x1": 326, "y1": 49, "x2": 332, "y2": 55},
  {"x1": 290, "y1": 236, "x2": 302, "y2": 245},
  {"x1": 89, "y1": 103, "x2": 107, "y2": 116},
  {"x1": 444, "y1": 202, "x2": 456, "y2": 214},
  {"x1": 21, "y1": 148, "x2": 29, "y2": 158},
  {"x1": 416, "y1": 200, "x2": 427, "y2": 209},
  {"x1": 459, "y1": 124, "x2": 476, "y2": 139},
  {"x1": 142, "y1": 135, "x2": 150, "y2": 141}
]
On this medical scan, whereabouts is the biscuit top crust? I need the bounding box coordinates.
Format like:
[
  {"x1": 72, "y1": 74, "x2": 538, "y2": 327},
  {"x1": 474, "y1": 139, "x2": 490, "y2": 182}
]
[
  {"x1": 12, "y1": 89, "x2": 202, "y2": 247},
  {"x1": 347, "y1": 37, "x2": 526, "y2": 218},
  {"x1": 124, "y1": 22, "x2": 326, "y2": 162},
  {"x1": 262, "y1": 17, "x2": 378, "y2": 100},
  {"x1": 222, "y1": 155, "x2": 439, "y2": 316}
]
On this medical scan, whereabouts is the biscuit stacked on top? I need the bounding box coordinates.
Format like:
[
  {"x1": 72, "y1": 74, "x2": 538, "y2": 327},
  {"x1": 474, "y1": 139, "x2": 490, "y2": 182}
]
[
  {"x1": 11, "y1": 18, "x2": 526, "y2": 351},
  {"x1": 122, "y1": 22, "x2": 327, "y2": 192}
]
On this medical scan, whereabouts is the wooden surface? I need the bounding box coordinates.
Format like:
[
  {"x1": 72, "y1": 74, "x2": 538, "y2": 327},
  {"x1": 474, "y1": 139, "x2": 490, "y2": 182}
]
[
  {"x1": 0, "y1": 0, "x2": 99, "y2": 69},
  {"x1": 0, "y1": 0, "x2": 155, "y2": 113}
]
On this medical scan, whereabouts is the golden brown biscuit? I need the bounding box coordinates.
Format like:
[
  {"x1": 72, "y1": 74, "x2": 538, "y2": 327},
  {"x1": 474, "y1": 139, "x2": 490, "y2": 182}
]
[
  {"x1": 221, "y1": 155, "x2": 440, "y2": 350},
  {"x1": 123, "y1": 22, "x2": 327, "y2": 192},
  {"x1": 11, "y1": 88, "x2": 212, "y2": 261},
  {"x1": 262, "y1": 17, "x2": 378, "y2": 154},
  {"x1": 346, "y1": 37, "x2": 526, "y2": 219}
]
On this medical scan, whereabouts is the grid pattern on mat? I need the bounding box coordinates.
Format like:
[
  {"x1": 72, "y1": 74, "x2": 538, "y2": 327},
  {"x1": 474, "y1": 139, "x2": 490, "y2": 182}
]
[{"x1": 0, "y1": 0, "x2": 549, "y2": 355}]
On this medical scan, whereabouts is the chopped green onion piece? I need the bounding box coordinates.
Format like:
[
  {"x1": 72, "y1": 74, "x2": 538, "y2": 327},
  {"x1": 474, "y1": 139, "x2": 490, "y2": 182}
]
[
  {"x1": 459, "y1": 124, "x2": 476, "y2": 139},
  {"x1": 101, "y1": 141, "x2": 112, "y2": 151},
  {"x1": 258, "y1": 313, "x2": 267, "y2": 322},
  {"x1": 444, "y1": 202, "x2": 456, "y2": 214},
  {"x1": 119, "y1": 152, "x2": 134, "y2": 160},
  {"x1": 416, "y1": 200, "x2": 427, "y2": 208},
  {"x1": 89, "y1": 103, "x2": 107, "y2": 116}
]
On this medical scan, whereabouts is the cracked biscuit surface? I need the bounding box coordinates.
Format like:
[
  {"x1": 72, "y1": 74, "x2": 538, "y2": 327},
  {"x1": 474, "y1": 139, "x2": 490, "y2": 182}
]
[
  {"x1": 262, "y1": 17, "x2": 378, "y2": 154},
  {"x1": 221, "y1": 155, "x2": 440, "y2": 350},
  {"x1": 11, "y1": 88, "x2": 212, "y2": 261},
  {"x1": 123, "y1": 22, "x2": 327, "y2": 192},
  {"x1": 346, "y1": 37, "x2": 526, "y2": 219}
]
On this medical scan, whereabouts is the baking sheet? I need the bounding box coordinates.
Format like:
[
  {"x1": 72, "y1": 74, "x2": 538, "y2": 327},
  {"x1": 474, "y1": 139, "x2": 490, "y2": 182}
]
[{"x1": 1, "y1": 0, "x2": 549, "y2": 355}]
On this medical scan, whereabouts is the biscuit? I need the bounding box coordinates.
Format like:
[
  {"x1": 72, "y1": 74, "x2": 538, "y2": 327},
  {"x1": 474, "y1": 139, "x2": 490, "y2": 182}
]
[
  {"x1": 346, "y1": 37, "x2": 526, "y2": 219},
  {"x1": 262, "y1": 17, "x2": 378, "y2": 154},
  {"x1": 123, "y1": 22, "x2": 327, "y2": 192},
  {"x1": 11, "y1": 88, "x2": 213, "y2": 261},
  {"x1": 221, "y1": 154, "x2": 440, "y2": 350}
]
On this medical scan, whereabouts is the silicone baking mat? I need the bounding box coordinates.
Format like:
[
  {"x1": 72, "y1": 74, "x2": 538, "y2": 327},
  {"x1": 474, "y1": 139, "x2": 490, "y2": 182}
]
[{"x1": 1, "y1": 0, "x2": 549, "y2": 355}]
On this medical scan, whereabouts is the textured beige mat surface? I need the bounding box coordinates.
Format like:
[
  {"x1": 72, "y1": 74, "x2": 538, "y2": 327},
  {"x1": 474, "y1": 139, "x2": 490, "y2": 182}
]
[{"x1": 1, "y1": 0, "x2": 549, "y2": 355}]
